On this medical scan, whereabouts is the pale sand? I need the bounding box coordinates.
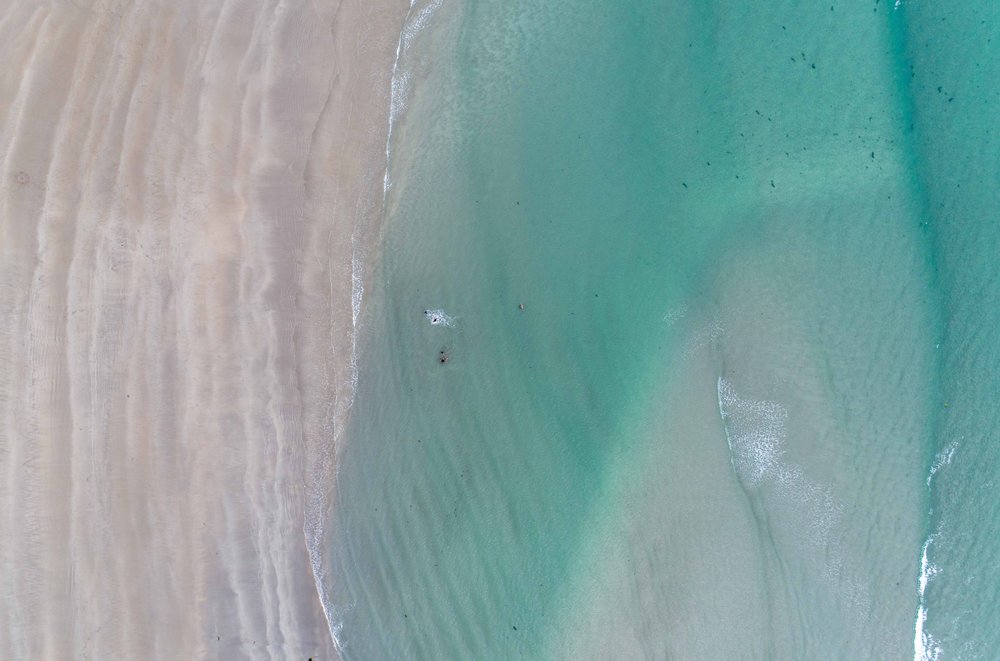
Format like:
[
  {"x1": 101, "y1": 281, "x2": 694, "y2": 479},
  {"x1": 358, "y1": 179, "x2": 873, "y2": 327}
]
[{"x1": 0, "y1": 0, "x2": 407, "y2": 657}]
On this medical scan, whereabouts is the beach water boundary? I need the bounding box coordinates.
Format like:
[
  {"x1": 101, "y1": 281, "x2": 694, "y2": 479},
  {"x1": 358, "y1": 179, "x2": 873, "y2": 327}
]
[{"x1": 307, "y1": 0, "x2": 448, "y2": 653}]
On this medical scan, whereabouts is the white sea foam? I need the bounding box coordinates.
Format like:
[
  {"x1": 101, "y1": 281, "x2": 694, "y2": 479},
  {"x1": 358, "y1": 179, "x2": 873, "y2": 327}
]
[
  {"x1": 773, "y1": 463, "x2": 843, "y2": 553},
  {"x1": 401, "y1": 0, "x2": 445, "y2": 54},
  {"x1": 914, "y1": 535, "x2": 943, "y2": 661},
  {"x1": 717, "y1": 378, "x2": 786, "y2": 489},
  {"x1": 927, "y1": 440, "x2": 958, "y2": 488},
  {"x1": 424, "y1": 308, "x2": 455, "y2": 327},
  {"x1": 383, "y1": 0, "x2": 444, "y2": 194},
  {"x1": 308, "y1": 1, "x2": 446, "y2": 650},
  {"x1": 304, "y1": 335, "x2": 360, "y2": 653},
  {"x1": 717, "y1": 377, "x2": 867, "y2": 617},
  {"x1": 351, "y1": 238, "x2": 364, "y2": 331},
  {"x1": 662, "y1": 305, "x2": 687, "y2": 326},
  {"x1": 681, "y1": 319, "x2": 724, "y2": 361},
  {"x1": 306, "y1": 216, "x2": 365, "y2": 655},
  {"x1": 913, "y1": 441, "x2": 956, "y2": 661}
]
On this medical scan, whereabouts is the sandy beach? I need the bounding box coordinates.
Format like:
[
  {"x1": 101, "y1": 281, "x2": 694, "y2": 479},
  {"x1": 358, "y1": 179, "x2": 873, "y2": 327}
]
[{"x1": 0, "y1": 0, "x2": 406, "y2": 657}]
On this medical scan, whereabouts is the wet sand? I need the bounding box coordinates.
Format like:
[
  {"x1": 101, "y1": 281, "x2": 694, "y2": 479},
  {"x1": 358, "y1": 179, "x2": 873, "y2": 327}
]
[{"x1": 0, "y1": 0, "x2": 406, "y2": 657}]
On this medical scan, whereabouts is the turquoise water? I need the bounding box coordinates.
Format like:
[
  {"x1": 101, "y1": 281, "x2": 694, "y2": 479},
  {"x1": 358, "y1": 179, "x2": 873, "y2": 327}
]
[
  {"x1": 326, "y1": 1, "x2": 1000, "y2": 658},
  {"x1": 903, "y1": 3, "x2": 1000, "y2": 659}
]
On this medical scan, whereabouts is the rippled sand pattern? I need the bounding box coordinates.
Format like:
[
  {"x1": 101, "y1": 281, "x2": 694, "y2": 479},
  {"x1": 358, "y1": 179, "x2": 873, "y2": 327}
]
[{"x1": 0, "y1": 1, "x2": 404, "y2": 657}]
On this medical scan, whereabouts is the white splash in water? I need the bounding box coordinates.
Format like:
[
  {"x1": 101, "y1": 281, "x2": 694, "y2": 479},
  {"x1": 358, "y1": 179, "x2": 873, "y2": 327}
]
[{"x1": 423, "y1": 308, "x2": 455, "y2": 327}]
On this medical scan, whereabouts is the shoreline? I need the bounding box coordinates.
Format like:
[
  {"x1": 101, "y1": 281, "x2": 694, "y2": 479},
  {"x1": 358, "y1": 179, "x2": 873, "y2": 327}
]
[{"x1": 0, "y1": 1, "x2": 408, "y2": 657}]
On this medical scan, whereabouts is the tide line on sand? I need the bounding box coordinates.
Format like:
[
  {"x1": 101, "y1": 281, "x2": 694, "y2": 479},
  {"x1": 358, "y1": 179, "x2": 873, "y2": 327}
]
[{"x1": 0, "y1": 0, "x2": 408, "y2": 657}]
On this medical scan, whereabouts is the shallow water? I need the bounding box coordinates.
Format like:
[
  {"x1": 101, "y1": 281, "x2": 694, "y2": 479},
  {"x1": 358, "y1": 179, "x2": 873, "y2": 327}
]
[
  {"x1": 901, "y1": 2, "x2": 1000, "y2": 658},
  {"x1": 326, "y1": 1, "x2": 1000, "y2": 658}
]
